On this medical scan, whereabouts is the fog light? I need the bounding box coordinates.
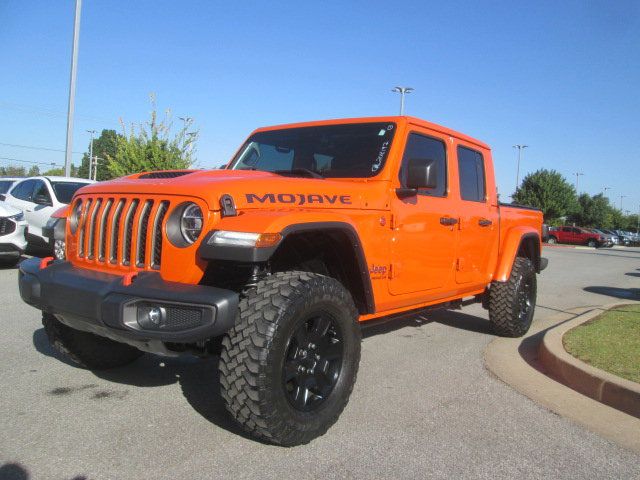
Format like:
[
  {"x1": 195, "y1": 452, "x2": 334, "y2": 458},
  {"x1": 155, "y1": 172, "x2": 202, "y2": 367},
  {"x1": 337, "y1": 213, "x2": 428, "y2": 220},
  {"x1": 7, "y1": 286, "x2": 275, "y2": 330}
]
[
  {"x1": 148, "y1": 307, "x2": 163, "y2": 325},
  {"x1": 137, "y1": 305, "x2": 166, "y2": 329},
  {"x1": 54, "y1": 240, "x2": 66, "y2": 260}
]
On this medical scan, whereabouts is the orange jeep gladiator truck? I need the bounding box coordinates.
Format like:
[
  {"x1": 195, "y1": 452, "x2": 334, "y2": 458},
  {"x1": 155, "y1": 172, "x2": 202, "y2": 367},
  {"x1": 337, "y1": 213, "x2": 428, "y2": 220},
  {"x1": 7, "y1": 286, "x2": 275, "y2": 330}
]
[{"x1": 19, "y1": 116, "x2": 546, "y2": 446}]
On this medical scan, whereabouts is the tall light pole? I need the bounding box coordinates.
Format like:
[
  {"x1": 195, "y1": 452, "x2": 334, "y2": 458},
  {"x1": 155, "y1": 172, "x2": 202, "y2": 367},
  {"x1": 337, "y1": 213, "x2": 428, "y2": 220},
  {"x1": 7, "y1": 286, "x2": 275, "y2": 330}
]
[
  {"x1": 86, "y1": 129, "x2": 96, "y2": 180},
  {"x1": 64, "y1": 0, "x2": 83, "y2": 177},
  {"x1": 574, "y1": 172, "x2": 584, "y2": 193},
  {"x1": 391, "y1": 86, "x2": 414, "y2": 115},
  {"x1": 512, "y1": 145, "x2": 528, "y2": 192},
  {"x1": 620, "y1": 195, "x2": 626, "y2": 210}
]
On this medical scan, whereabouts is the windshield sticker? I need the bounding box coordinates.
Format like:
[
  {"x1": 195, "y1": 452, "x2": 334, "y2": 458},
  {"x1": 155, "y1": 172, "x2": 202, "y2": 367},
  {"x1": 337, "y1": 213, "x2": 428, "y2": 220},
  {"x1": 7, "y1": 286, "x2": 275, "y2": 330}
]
[
  {"x1": 378, "y1": 129, "x2": 386, "y2": 136},
  {"x1": 372, "y1": 140, "x2": 390, "y2": 172}
]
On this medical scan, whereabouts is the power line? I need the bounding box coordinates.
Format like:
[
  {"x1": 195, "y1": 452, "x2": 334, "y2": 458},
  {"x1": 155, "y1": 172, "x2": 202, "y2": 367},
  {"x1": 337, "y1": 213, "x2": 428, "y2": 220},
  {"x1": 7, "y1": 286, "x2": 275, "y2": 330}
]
[
  {"x1": 0, "y1": 142, "x2": 83, "y2": 155},
  {"x1": 0, "y1": 101, "x2": 118, "y2": 126},
  {"x1": 0, "y1": 156, "x2": 64, "y2": 167}
]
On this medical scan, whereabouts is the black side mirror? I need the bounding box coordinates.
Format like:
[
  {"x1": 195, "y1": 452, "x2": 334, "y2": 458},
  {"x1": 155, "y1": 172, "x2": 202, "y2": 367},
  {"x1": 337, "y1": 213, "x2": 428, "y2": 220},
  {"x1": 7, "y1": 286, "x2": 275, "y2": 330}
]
[
  {"x1": 396, "y1": 158, "x2": 438, "y2": 198},
  {"x1": 34, "y1": 194, "x2": 52, "y2": 206},
  {"x1": 0, "y1": 194, "x2": 5, "y2": 201}
]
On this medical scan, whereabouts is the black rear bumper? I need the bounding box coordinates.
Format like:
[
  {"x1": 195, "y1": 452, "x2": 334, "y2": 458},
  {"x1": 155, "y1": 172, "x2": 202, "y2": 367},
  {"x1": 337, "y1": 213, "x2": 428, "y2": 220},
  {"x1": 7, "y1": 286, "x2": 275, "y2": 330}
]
[{"x1": 19, "y1": 258, "x2": 239, "y2": 352}]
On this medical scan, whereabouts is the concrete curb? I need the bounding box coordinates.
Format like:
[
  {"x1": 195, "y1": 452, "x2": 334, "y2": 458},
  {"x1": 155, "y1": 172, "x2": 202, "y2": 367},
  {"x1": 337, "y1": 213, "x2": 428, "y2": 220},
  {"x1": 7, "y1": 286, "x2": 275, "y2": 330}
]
[
  {"x1": 539, "y1": 305, "x2": 640, "y2": 418},
  {"x1": 484, "y1": 304, "x2": 640, "y2": 454}
]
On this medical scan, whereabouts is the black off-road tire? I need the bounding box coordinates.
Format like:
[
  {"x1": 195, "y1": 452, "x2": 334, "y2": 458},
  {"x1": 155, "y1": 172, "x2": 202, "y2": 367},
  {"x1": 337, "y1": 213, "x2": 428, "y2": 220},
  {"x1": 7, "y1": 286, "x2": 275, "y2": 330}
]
[
  {"x1": 488, "y1": 257, "x2": 537, "y2": 337},
  {"x1": 219, "y1": 271, "x2": 361, "y2": 446},
  {"x1": 42, "y1": 313, "x2": 143, "y2": 369}
]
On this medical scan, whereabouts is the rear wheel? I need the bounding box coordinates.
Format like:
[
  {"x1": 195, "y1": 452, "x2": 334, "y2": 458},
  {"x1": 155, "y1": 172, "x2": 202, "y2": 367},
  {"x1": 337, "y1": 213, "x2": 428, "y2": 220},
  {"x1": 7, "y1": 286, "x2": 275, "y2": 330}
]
[
  {"x1": 587, "y1": 239, "x2": 597, "y2": 248},
  {"x1": 219, "y1": 271, "x2": 361, "y2": 446},
  {"x1": 488, "y1": 257, "x2": 537, "y2": 337},
  {"x1": 42, "y1": 313, "x2": 143, "y2": 369}
]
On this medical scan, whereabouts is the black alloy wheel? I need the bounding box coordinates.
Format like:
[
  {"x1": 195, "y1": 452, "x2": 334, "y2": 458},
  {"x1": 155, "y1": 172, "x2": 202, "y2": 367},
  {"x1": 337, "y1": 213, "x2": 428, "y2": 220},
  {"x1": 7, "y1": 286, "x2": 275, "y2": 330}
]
[{"x1": 283, "y1": 314, "x2": 344, "y2": 412}]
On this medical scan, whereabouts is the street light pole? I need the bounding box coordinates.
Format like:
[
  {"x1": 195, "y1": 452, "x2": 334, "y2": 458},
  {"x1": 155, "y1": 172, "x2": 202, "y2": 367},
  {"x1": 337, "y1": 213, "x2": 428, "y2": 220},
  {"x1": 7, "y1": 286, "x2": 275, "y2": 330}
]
[
  {"x1": 574, "y1": 172, "x2": 584, "y2": 193},
  {"x1": 64, "y1": 0, "x2": 83, "y2": 177},
  {"x1": 391, "y1": 86, "x2": 414, "y2": 115},
  {"x1": 512, "y1": 145, "x2": 528, "y2": 192},
  {"x1": 620, "y1": 195, "x2": 626, "y2": 211},
  {"x1": 86, "y1": 129, "x2": 96, "y2": 180}
]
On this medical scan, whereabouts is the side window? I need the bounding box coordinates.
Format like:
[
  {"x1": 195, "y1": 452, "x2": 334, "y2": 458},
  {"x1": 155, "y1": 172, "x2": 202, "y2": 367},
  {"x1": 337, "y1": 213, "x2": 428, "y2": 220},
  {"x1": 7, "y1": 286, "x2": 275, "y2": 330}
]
[
  {"x1": 33, "y1": 180, "x2": 52, "y2": 203},
  {"x1": 457, "y1": 146, "x2": 486, "y2": 202},
  {"x1": 573, "y1": 228, "x2": 581, "y2": 234},
  {"x1": 10, "y1": 179, "x2": 36, "y2": 201},
  {"x1": 562, "y1": 227, "x2": 572, "y2": 232},
  {"x1": 399, "y1": 133, "x2": 447, "y2": 197}
]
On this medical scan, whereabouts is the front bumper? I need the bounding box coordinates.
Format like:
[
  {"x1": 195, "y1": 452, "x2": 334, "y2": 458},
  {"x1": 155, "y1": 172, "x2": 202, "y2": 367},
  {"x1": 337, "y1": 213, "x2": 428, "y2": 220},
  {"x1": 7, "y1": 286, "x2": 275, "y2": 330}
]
[{"x1": 19, "y1": 258, "x2": 239, "y2": 354}]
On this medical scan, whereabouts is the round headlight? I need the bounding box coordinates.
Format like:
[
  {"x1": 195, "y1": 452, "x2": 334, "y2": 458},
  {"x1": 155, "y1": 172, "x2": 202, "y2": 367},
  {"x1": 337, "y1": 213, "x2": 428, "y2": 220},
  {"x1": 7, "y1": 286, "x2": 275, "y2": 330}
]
[
  {"x1": 180, "y1": 203, "x2": 203, "y2": 244},
  {"x1": 70, "y1": 200, "x2": 82, "y2": 234}
]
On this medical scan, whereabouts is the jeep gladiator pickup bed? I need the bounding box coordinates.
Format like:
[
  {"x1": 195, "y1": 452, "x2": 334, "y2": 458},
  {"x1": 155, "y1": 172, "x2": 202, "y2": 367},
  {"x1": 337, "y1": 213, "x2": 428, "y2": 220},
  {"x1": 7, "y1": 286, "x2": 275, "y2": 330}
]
[{"x1": 19, "y1": 116, "x2": 546, "y2": 446}]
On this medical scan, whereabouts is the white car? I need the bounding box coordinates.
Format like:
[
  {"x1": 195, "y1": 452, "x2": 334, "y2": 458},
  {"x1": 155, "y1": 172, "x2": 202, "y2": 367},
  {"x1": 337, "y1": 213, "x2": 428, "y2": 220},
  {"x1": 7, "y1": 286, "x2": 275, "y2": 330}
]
[
  {"x1": 0, "y1": 177, "x2": 21, "y2": 199},
  {"x1": 3, "y1": 176, "x2": 94, "y2": 246},
  {"x1": 0, "y1": 201, "x2": 28, "y2": 267}
]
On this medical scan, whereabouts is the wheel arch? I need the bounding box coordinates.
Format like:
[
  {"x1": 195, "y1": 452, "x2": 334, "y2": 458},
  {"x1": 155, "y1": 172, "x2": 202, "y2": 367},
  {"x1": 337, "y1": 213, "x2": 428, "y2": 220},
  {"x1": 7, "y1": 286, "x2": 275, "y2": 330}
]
[{"x1": 493, "y1": 227, "x2": 542, "y2": 282}]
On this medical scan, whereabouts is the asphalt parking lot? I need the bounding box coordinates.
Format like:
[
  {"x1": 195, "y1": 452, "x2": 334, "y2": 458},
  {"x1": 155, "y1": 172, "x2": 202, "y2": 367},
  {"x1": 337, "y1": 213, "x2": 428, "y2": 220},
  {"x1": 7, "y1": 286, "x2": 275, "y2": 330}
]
[{"x1": 1, "y1": 246, "x2": 639, "y2": 480}]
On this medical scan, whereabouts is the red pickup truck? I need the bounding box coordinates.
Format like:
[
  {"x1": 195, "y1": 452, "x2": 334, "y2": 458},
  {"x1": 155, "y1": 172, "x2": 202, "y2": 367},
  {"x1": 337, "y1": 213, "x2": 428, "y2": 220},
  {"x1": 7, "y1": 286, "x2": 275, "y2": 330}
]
[{"x1": 547, "y1": 226, "x2": 605, "y2": 247}]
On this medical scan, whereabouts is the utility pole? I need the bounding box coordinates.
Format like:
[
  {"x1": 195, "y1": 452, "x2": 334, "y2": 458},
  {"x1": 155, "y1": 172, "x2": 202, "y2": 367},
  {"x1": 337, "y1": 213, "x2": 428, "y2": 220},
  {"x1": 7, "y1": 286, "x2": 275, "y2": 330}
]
[
  {"x1": 620, "y1": 195, "x2": 626, "y2": 211},
  {"x1": 87, "y1": 129, "x2": 96, "y2": 180},
  {"x1": 512, "y1": 145, "x2": 528, "y2": 192},
  {"x1": 64, "y1": 0, "x2": 83, "y2": 177},
  {"x1": 391, "y1": 86, "x2": 414, "y2": 115},
  {"x1": 574, "y1": 172, "x2": 584, "y2": 193},
  {"x1": 92, "y1": 157, "x2": 101, "y2": 181},
  {"x1": 637, "y1": 204, "x2": 639, "y2": 234},
  {"x1": 603, "y1": 186, "x2": 611, "y2": 198}
]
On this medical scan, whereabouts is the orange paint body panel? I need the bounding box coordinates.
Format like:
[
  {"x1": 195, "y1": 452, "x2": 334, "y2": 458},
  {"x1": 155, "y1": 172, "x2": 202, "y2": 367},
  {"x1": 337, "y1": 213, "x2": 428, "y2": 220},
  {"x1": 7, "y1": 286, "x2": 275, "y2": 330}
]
[{"x1": 63, "y1": 116, "x2": 543, "y2": 322}]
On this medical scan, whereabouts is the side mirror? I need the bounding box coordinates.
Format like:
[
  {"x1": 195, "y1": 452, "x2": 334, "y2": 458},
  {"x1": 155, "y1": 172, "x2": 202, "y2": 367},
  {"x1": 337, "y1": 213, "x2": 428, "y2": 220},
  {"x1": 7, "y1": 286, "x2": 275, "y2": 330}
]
[
  {"x1": 407, "y1": 158, "x2": 437, "y2": 189},
  {"x1": 34, "y1": 194, "x2": 52, "y2": 206},
  {"x1": 0, "y1": 194, "x2": 5, "y2": 201},
  {"x1": 396, "y1": 158, "x2": 438, "y2": 198}
]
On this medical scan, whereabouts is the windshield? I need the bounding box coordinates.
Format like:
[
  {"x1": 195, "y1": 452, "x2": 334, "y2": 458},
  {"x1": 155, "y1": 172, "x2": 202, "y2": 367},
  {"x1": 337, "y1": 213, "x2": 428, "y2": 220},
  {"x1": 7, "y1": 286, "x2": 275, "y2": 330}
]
[
  {"x1": 0, "y1": 180, "x2": 15, "y2": 194},
  {"x1": 228, "y1": 122, "x2": 396, "y2": 178},
  {"x1": 51, "y1": 182, "x2": 90, "y2": 204}
]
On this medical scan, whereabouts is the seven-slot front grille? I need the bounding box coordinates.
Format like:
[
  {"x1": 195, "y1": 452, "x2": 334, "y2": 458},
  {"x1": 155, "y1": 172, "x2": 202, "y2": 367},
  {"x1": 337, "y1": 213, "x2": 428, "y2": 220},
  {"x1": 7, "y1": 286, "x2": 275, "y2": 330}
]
[{"x1": 74, "y1": 196, "x2": 171, "y2": 270}]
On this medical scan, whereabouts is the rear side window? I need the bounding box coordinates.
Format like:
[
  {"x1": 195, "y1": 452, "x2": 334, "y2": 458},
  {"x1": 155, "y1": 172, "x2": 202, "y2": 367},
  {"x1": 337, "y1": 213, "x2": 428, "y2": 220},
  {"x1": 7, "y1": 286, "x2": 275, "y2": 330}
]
[
  {"x1": 399, "y1": 133, "x2": 447, "y2": 197},
  {"x1": 457, "y1": 146, "x2": 486, "y2": 202},
  {"x1": 10, "y1": 179, "x2": 36, "y2": 201},
  {"x1": 562, "y1": 227, "x2": 572, "y2": 232}
]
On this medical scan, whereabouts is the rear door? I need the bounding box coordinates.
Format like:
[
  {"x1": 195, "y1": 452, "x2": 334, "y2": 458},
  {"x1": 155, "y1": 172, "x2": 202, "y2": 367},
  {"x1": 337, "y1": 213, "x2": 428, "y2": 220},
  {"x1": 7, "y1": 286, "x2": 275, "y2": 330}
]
[
  {"x1": 389, "y1": 131, "x2": 456, "y2": 295},
  {"x1": 454, "y1": 145, "x2": 499, "y2": 285}
]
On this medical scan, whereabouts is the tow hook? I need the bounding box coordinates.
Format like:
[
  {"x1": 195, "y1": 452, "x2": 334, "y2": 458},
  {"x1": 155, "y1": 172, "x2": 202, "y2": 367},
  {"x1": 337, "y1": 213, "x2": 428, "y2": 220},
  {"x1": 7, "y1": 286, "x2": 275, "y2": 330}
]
[{"x1": 39, "y1": 257, "x2": 55, "y2": 270}]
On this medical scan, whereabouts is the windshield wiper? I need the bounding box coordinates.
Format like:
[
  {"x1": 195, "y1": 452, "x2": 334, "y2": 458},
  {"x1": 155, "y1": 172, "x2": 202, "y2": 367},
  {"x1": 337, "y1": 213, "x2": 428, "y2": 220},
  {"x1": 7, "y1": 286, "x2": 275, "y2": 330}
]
[{"x1": 273, "y1": 168, "x2": 324, "y2": 179}]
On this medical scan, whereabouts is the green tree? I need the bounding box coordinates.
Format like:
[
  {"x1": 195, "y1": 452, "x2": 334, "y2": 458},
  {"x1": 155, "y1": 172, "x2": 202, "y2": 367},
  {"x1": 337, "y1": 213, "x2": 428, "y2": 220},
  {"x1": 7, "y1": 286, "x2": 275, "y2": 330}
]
[
  {"x1": 77, "y1": 129, "x2": 121, "y2": 181},
  {"x1": 0, "y1": 166, "x2": 26, "y2": 177},
  {"x1": 569, "y1": 193, "x2": 614, "y2": 228},
  {"x1": 27, "y1": 165, "x2": 40, "y2": 176},
  {"x1": 107, "y1": 96, "x2": 198, "y2": 179},
  {"x1": 513, "y1": 169, "x2": 578, "y2": 223}
]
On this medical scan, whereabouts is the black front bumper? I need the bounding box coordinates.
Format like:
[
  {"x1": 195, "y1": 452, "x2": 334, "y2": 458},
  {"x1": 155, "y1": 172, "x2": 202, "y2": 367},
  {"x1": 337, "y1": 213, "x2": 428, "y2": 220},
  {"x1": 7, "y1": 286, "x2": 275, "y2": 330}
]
[{"x1": 19, "y1": 258, "x2": 239, "y2": 352}]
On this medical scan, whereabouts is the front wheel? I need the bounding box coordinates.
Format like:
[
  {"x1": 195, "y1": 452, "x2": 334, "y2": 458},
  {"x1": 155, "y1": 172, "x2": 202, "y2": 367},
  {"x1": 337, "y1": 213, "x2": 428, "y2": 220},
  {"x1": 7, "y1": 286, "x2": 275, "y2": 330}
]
[
  {"x1": 219, "y1": 271, "x2": 361, "y2": 446},
  {"x1": 546, "y1": 236, "x2": 557, "y2": 245},
  {"x1": 587, "y1": 239, "x2": 597, "y2": 248},
  {"x1": 488, "y1": 257, "x2": 537, "y2": 337}
]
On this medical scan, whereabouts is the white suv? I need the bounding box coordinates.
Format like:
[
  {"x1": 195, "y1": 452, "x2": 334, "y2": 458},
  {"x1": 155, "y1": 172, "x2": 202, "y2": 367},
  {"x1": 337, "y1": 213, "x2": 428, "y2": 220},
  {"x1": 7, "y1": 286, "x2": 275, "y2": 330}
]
[
  {"x1": 0, "y1": 201, "x2": 28, "y2": 266},
  {"x1": 4, "y1": 176, "x2": 94, "y2": 246}
]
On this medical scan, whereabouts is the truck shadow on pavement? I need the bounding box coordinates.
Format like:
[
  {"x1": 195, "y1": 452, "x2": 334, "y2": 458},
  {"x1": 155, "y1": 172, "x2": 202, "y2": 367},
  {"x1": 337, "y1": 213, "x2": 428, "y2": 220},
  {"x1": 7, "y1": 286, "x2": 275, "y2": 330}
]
[
  {"x1": 583, "y1": 286, "x2": 640, "y2": 300},
  {"x1": 31, "y1": 328, "x2": 270, "y2": 443}
]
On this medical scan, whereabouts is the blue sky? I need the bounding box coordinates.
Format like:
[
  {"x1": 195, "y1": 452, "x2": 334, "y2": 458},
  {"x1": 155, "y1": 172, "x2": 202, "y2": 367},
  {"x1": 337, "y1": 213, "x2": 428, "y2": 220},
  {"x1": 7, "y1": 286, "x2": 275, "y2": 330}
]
[{"x1": 1, "y1": 0, "x2": 639, "y2": 211}]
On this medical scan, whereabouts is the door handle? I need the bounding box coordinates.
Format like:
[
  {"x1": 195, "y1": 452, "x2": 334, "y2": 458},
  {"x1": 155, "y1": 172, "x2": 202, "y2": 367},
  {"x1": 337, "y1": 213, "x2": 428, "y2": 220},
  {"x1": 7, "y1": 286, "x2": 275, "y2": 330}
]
[
  {"x1": 440, "y1": 217, "x2": 458, "y2": 226},
  {"x1": 478, "y1": 218, "x2": 492, "y2": 227}
]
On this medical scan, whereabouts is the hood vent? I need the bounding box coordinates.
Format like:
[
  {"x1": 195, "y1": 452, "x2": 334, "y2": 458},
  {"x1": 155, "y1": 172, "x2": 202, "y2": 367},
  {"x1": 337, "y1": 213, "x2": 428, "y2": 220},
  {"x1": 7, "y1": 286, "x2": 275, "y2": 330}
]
[{"x1": 138, "y1": 171, "x2": 193, "y2": 179}]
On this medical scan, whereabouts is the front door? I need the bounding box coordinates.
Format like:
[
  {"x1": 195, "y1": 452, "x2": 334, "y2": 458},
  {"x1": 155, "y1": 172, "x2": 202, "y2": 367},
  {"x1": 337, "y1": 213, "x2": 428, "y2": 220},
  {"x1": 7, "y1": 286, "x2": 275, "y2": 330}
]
[{"x1": 389, "y1": 132, "x2": 457, "y2": 295}]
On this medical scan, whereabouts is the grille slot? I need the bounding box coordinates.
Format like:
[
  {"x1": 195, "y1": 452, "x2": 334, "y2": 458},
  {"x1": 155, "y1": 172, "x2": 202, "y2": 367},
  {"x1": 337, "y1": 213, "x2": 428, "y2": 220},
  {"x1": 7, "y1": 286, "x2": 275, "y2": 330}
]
[
  {"x1": 122, "y1": 199, "x2": 140, "y2": 266},
  {"x1": 86, "y1": 198, "x2": 102, "y2": 260},
  {"x1": 151, "y1": 201, "x2": 169, "y2": 269},
  {"x1": 136, "y1": 200, "x2": 154, "y2": 267},
  {"x1": 109, "y1": 199, "x2": 126, "y2": 264},
  {"x1": 78, "y1": 199, "x2": 92, "y2": 258},
  {"x1": 98, "y1": 199, "x2": 113, "y2": 262}
]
